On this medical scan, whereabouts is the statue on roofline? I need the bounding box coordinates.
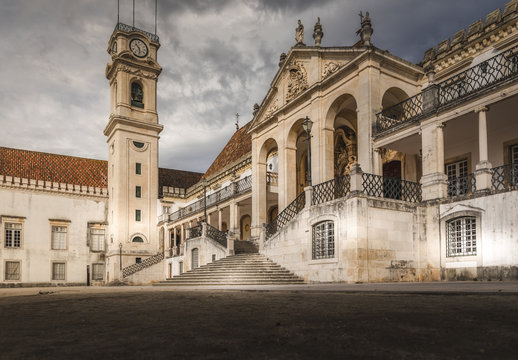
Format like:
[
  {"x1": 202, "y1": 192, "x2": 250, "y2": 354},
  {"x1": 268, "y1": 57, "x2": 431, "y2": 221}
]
[{"x1": 295, "y1": 19, "x2": 305, "y2": 46}]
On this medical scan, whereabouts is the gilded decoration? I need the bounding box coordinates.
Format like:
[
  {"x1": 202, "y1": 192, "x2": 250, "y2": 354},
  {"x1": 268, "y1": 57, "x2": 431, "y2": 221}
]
[
  {"x1": 334, "y1": 126, "x2": 357, "y2": 177},
  {"x1": 286, "y1": 60, "x2": 308, "y2": 102},
  {"x1": 322, "y1": 62, "x2": 341, "y2": 79},
  {"x1": 264, "y1": 99, "x2": 278, "y2": 119}
]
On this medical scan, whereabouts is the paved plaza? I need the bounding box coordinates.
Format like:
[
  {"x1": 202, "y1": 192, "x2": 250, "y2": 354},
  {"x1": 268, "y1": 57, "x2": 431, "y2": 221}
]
[{"x1": 0, "y1": 282, "x2": 517, "y2": 359}]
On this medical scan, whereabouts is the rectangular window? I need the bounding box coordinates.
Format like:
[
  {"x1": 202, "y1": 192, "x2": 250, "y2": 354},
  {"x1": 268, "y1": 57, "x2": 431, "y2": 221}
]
[
  {"x1": 52, "y1": 262, "x2": 66, "y2": 280},
  {"x1": 446, "y1": 159, "x2": 469, "y2": 197},
  {"x1": 135, "y1": 210, "x2": 141, "y2": 222},
  {"x1": 136, "y1": 163, "x2": 142, "y2": 175},
  {"x1": 511, "y1": 144, "x2": 518, "y2": 164},
  {"x1": 447, "y1": 217, "x2": 477, "y2": 257},
  {"x1": 136, "y1": 257, "x2": 142, "y2": 264},
  {"x1": 90, "y1": 228, "x2": 105, "y2": 252},
  {"x1": 92, "y1": 263, "x2": 104, "y2": 280},
  {"x1": 312, "y1": 221, "x2": 335, "y2": 260},
  {"x1": 5, "y1": 261, "x2": 21, "y2": 281},
  {"x1": 136, "y1": 186, "x2": 142, "y2": 198},
  {"x1": 5, "y1": 223, "x2": 22, "y2": 248},
  {"x1": 51, "y1": 226, "x2": 67, "y2": 250}
]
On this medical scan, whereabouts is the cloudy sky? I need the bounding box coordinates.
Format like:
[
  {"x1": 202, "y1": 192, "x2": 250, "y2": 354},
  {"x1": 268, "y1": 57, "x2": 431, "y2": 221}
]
[{"x1": 0, "y1": 0, "x2": 505, "y2": 173}]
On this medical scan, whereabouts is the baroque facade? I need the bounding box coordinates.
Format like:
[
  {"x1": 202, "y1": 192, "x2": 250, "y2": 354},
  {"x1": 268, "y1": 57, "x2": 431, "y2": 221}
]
[{"x1": 1, "y1": 2, "x2": 518, "y2": 286}]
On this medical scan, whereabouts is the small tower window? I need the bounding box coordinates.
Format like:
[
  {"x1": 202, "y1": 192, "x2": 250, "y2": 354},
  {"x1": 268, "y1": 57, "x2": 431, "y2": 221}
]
[
  {"x1": 136, "y1": 163, "x2": 142, "y2": 174},
  {"x1": 136, "y1": 186, "x2": 142, "y2": 198},
  {"x1": 135, "y1": 210, "x2": 141, "y2": 222},
  {"x1": 131, "y1": 82, "x2": 144, "y2": 108}
]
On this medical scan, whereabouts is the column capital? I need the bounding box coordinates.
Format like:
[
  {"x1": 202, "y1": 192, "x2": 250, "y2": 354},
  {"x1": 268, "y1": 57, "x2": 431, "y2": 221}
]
[{"x1": 475, "y1": 105, "x2": 489, "y2": 113}]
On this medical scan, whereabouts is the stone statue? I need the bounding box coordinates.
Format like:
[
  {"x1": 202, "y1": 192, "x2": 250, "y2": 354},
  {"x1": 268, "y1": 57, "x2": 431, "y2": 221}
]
[
  {"x1": 360, "y1": 11, "x2": 373, "y2": 46},
  {"x1": 295, "y1": 20, "x2": 305, "y2": 46},
  {"x1": 279, "y1": 52, "x2": 287, "y2": 67},
  {"x1": 253, "y1": 103, "x2": 260, "y2": 116},
  {"x1": 313, "y1": 17, "x2": 324, "y2": 46}
]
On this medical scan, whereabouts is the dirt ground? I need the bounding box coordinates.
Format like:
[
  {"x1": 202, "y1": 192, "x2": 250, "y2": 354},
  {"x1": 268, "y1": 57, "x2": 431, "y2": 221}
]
[{"x1": 0, "y1": 287, "x2": 517, "y2": 359}]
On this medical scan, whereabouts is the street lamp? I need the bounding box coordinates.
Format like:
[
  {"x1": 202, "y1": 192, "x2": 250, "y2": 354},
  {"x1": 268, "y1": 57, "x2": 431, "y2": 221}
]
[
  {"x1": 201, "y1": 178, "x2": 208, "y2": 223},
  {"x1": 119, "y1": 242, "x2": 123, "y2": 271},
  {"x1": 302, "y1": 116, "x2": 313, "y2": 186}
]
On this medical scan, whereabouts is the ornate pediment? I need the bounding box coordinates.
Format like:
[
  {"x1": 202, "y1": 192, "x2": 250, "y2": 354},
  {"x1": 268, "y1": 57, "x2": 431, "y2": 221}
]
[
  {"x1": 322, "y1": 61, "x2": 343, "y2": 79},
  {"x1": 264, "y1": 99, "x2": 279, "y2": 120},
  {"x1": 286, "y1": 60, "x2": 308, "y2": 102}
]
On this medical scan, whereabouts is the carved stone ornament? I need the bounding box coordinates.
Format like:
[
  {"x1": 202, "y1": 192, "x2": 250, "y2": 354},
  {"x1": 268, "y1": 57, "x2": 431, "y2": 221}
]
[
  {"x1": 313, "y1": 17, "x2": 324, "y2": 46},
  {"x1": 286, "y1": 60, "x2": 308, "y2": 102},
  {"x1": 116, "y1": 65, "x2": 158, "y2": 80},
  {"x1": 264, "y1": 99, "x2": 278, "y2": 120},
  {"x1": 295, "y1": 20, "x2": 305, "y2": 46},
  {"x1": 322, "y1": 62, "x2": 341, "y2": 79}
]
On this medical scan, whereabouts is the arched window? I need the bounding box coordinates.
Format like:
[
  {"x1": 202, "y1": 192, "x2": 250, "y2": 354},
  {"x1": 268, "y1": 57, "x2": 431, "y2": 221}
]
[
  {"x1": 312, "y1": 220, "x2": 334, "y2": 260},
  {"x1": 132, "y1": 236, "x2": 144, "y2": 243},
  {"x1": 446, "y1": 217, "x2": 476, "y2": 257},
  {"x1": 131, "y1": 82, "x2": 144, "y2": 108}
]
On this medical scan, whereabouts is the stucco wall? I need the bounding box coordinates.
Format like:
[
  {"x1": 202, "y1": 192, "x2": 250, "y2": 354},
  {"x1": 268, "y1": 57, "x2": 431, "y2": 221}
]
[{"x1": 184, "y1": 236, "x2": 227, "y2": 272}]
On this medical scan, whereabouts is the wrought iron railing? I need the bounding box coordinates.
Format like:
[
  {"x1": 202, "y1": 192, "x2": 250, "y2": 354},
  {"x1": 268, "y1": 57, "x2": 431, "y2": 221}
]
[
  {"x1": 206, "y1": 223, "x2": 227, "y2": 247},
  {"x1": 187, "y1": 224, "x2": 202, "y2": 239},
  {"x1": 122, "y1": 252, "x2": 164, "y2": 278},
  {"x1": 115, "y1": 23, "x2": 159, "y2": 43},
  {"x1": 447, "y1": 174, "x2": 476, "y2": 198},
  {"x1": 439, "y1": 45, "x2": 518, "y2": 105},
  {"x1": 265, "y1": 192, "x2": 306, "y2": 240},
  {"x1": 375, "y1": 45, "x2": 518, "y2": 135},
  {"x1": 266, "y1": 172, "x2": 278, "y2": 186},
  {"x1": 362, "y1": 173, "x2": 422, "y2": 202},
  {"x1": 312, "y1": 175, "x2": 351, "y2": 205},
  {"x1": 491, "y1": 164, "x2": 518, "y2": 192},
  {"x1": 169, "y1": 175, "x2": 252, "y2": 222},
  {"x1": 376, "y1": 93, "x2": 424, "y2": 133}
]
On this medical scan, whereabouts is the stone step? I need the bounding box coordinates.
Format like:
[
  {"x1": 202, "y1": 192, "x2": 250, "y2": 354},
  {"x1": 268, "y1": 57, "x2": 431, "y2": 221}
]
[{"x1": 158, "y1": 278, "x2": 304, "y2": 285}]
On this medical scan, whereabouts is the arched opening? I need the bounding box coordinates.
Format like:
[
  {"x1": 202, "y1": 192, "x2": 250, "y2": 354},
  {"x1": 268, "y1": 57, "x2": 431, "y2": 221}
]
[
  {"x1": 296, "y1": 133, "x2": 309, "y2": 195},
  {"x1": 325, "y1": 94, "x2": 358, "y2": 181},
  {"x1": 240, "y1": 215, "x2": 251, "y2": 240},
  {"x1": 381, "y1": 87, "x2": 409, "y2": 110},
  {"x1": 287, "y1": 119, "x2": 310, "y2": 200},
  {"x1": 268, "y1": 205, "x2": 278, "y2": 223},
  {"x1": 257, "y1": 138, "x2": 279, "y2": 226},
  {"x1": 131, "y1": 82, "x2": 144, "y2": 108}
]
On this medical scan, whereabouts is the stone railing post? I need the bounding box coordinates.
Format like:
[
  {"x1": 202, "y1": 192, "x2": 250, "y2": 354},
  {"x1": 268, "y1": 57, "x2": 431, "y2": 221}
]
[
  {"x1": 304, "y1": 186, "x2": 313, "y2": 209},
  {"x1": 349, "y1": 163, "x2": 364, "y2": 194},
  {"x1": 474, "y1": 106, "x2": 493, "y2": 193},
  {"x1": 227, "y1": 231, "x2": 235, "y2": 256},
  {"x1": 422, "y1": 67, "x2": 439, "y2": 113},
  {"x1": 202, "y1": 222, "x2": 207, "y2": 238}
]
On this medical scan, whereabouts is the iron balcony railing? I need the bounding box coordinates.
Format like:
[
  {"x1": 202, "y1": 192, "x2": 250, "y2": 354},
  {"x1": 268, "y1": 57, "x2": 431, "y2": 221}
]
[
  {"x1": 206, "y1": 223, "x2": 227, "y2": 247},
  {"x1": 187, "y1": 224, "x2": 202, "y2": 240},
  {"x1": 115, "y1": 23, "x2": 159, "y2": 43},
  {"x1": 265, "y1": 192, "x2": 305, "y2": 240},
  {"x1": 169, "y1": 175, "x2": 252, "y2": 223},
  {"x1": 376, "y1": 93, "x2": 424, "y2": 133},
  {"x1": 491, "y1": 164, "x2": 518, "y2": 192},
  {"x1": 312, "y1": 175, "x2": 351, "y2": 205},
  {"x1": 376, "y1": 45, "x2": 518, "y2": 135},
  {"x1": 447, "y1": 174, "x2": 476, "y2": 198},
  {"x1": 362, "y1": 173, "x2": 422, "y2": 202}
]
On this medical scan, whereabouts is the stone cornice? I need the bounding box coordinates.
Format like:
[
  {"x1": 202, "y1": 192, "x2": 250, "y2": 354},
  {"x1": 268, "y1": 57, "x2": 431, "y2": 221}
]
[{"x1": 104, "y1": 115, "x2": 164, "y2": 139}]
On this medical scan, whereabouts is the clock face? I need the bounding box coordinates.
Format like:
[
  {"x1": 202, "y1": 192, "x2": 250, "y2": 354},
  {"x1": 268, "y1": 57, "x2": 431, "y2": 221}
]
[{"x1": 130, "y1": 39, "x2": 148, "y2": 58}]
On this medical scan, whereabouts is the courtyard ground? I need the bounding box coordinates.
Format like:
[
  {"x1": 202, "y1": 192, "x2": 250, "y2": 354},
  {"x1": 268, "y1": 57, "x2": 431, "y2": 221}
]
[{"x1": 0, "y1": 282, "x2": 517, "y2": 359}]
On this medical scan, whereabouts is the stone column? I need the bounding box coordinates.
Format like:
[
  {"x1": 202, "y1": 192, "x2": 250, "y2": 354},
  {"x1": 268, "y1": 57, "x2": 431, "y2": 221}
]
[
  {"x1": 304, "y1": 186, "x2": 313, "y2": 209},
  {"x1": 251, "y1": 145, "x2": 267, "y2": 238},
  {"x1": 173, "y1": 227, "x2": 177, "y2": 256},
  {"x1": 373, "y1": 148, "x2": 383, "y2": 176},
  {"x1": 218, "y1": 209, "x2": 223, "y2": 231},
  {"x1": 349, "y1": 164, "x2": 364, "y2": 194},
  {"x1": 420, "y1": 122, "x2": 448, "y2": 200},
  {"x1": 230, "y1": 200, "x2": 241, "y2": 240},
  {"x1": 475, "y1": 106, "x2": 492, "y2": 192}
]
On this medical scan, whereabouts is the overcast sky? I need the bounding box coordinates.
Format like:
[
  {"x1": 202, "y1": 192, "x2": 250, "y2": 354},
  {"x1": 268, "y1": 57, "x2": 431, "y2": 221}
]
[{"x1": 0, "y1": 0, "x2": 505, "y2": 173}]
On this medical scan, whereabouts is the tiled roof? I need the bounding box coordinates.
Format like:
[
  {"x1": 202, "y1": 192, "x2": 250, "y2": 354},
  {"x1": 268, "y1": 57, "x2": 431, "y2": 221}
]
[
  {"x1": 0, "y1": 146, "x2": 108, "y2": 188},
  {"x1": 203, "y1": 122, "x2": 252, "y2": 178},
  {"x1": 0, "y1": 146, "x2": 203, "y2": 191},
  {"x1": 159, "y1": 168, "x2": 203, "y2": 189}
]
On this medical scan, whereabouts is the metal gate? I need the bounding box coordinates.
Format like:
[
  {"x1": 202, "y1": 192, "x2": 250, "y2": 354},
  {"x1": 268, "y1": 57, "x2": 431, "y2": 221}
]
[{"x1": 191, "y1": 248, "x2": 199, "y2": 270}]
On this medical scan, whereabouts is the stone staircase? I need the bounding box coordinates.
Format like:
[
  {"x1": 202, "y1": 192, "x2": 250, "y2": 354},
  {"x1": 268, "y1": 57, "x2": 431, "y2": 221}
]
[
  {"x1": 122, "y1": 252, "x2": 164, "y2": 278},
  {"x1": 154, "y1": 253, "x2": 304, "y2": 286}
]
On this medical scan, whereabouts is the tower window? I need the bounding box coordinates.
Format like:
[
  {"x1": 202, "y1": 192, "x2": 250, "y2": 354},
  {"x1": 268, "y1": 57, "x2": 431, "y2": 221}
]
[
  {"x1": 131, "y1": 83, "x2": 144, "y2": 108},
  {"x1": 136, "y1": 186, "x2": 142, "y2": 198},
  {"x1": 135, "y1": 210, "x2": 141, "y2": 222},
  {"x1": 136, "y1": 163, "x2": 142, "y2": 174}
]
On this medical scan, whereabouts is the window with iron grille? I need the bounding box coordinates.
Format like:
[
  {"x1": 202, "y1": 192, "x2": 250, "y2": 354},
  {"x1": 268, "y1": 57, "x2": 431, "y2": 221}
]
[
  {"x1": 5, "y1": 223, "x2": 22, "y2": 248},
  {"x1": 92, "y1": 263, "x2": 104, "y2": 280},
  {"x1": 312, "y1": 221, "x2": 335, "y2": 260},
  {"x1": 51, "y1": 226, "x2": 67, "y2": 250},
  {"x1": 447, "y1": 217, "x2": 477, "y2": 257},
  {"x1": 5, "y1": 261, "x2": 20, "y2": 281},
  {"x1": 90, "y1": 228, "x2": 105, "y2": 252},
  {"x1": 52, "y1": 262, "x2": 66, "y2": 280},
  {"x1": 511, "y1": 144, "x2": 518, "y2": 164}
]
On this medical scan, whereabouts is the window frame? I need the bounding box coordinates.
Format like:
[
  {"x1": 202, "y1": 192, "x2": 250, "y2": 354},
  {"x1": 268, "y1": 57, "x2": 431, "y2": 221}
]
[
  {"x1": 92, "y1": 263, "x2": 105, "y2": 281},
  {"x1": 89, "y1": 226, "x2": 106, "y2": 252},
  {"x1": 446, "y1": 216, "x2": 477, "y2": 257},
  {"x1": 135, "y1": 209, "x2": 142, "y2": 222},
  {"x1": 136, "y1": 162, "x2": 142, "y2": 175},
  {"x1": 51, "y1": 261, "x2": 66, "y2": 281},
  {"x1": 3, "y1": 219, "x2": 23, "y2": 249},
  {"x1": 50, "y1": 223, "x2": 69, "y2": 250},
  {"x1": 4, "y1": 260, "x2": 21, "y2": 281},
  {"x1": 136, "y1": 186, "x2": 142, "y2": 198},
  {"x1": 312, "y1": 220, "x2": 335, "y2": 260}
]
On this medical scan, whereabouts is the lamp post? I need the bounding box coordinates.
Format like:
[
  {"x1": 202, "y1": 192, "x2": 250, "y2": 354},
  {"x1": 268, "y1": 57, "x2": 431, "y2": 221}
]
[
  {"x1": 202, "y1": 178, "x2": 208, "y2": 223},
  {"x1": 119, "y1": 242, "x2": 122, "y2": 271},
  {"x1": 302, "y1": 116, "x2": 313, "y2": 186}
]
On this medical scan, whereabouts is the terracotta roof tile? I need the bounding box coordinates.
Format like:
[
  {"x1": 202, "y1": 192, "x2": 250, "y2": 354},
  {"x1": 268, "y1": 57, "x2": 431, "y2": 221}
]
[
  {"x1": 0, "y1": 146, "x2": 108, "y2": 188},
  {"x1": 203, "y1": 122, "x2": 252, "y2": 178},
  {"x1": 159, "y1": 168, "x2": 203, "y2": 190}
]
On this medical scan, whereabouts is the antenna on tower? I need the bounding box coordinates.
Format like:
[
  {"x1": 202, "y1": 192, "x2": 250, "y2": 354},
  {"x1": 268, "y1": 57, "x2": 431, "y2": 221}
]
[
  {"x1": 235, "y1": 113, "x2": 240, "y2": 131},
  {"x1": 155, "y1": 0, "x2": 158, "y2": 35},
  {"x1": 117, "y1": 0, "x2": 120, "y2": 23},
  {"x1": 132, "y1": 0, "x2": 135, "y2": 27}
]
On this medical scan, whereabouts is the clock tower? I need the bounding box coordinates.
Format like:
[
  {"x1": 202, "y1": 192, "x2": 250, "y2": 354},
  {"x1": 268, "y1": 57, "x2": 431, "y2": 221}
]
[{"x1": 104, "y1": 23, "x2": 163, "y2": 281}]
